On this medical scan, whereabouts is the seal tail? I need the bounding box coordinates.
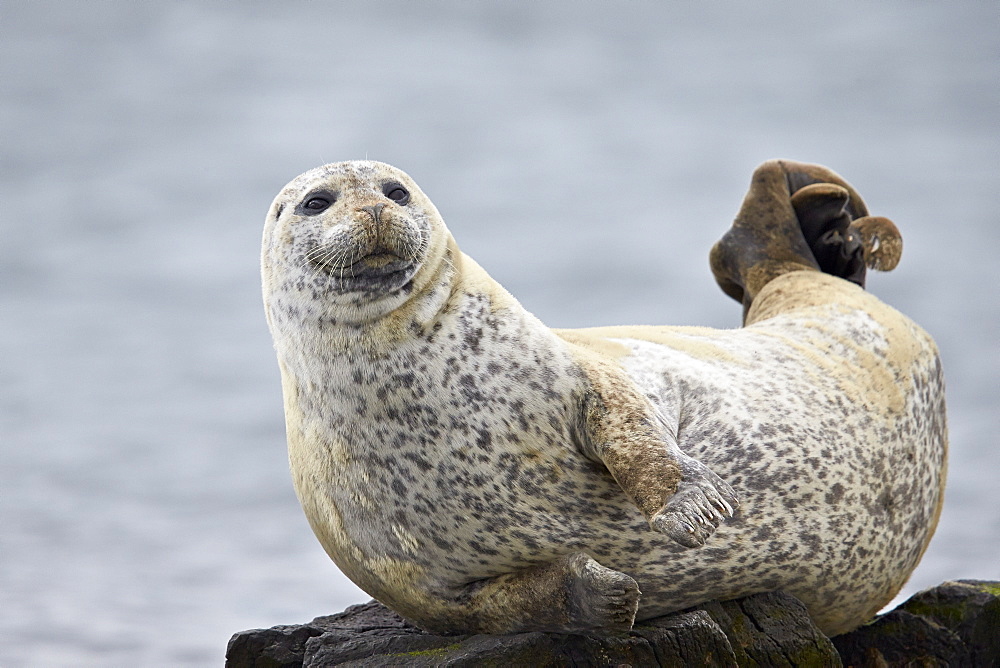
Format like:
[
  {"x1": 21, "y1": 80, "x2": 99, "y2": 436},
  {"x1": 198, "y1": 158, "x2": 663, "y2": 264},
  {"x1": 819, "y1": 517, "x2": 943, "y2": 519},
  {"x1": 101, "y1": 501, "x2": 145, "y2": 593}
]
[{"x1": 710, "y1": 160, "x2": 903, "y2": 319}]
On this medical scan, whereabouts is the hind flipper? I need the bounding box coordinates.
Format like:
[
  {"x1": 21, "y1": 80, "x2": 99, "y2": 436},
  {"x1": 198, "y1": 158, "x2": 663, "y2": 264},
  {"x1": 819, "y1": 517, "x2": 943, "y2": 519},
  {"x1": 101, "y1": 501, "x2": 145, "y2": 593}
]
[
  {"x1": 790, "y1": 181, "x2": 903, "y2": 286},
  {"x1": 790, "y1": 183, "x2": 867, "y2": 287},
  {"x1": 711, "y1": 159, "x2": 902, "y2": 322}
]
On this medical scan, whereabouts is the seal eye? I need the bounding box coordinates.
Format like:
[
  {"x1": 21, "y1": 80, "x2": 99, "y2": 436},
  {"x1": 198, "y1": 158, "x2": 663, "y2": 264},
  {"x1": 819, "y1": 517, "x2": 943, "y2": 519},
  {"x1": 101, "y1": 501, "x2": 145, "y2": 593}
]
[
  {"x1": 298, "y1": 192, "x2": 336, "y2": 216},
  {"x1": 382, "y1": 182, "x2": 410, "y2": 206},
  {"x1": 304, "y1": 197, "x2": 331, "y2": 212}
]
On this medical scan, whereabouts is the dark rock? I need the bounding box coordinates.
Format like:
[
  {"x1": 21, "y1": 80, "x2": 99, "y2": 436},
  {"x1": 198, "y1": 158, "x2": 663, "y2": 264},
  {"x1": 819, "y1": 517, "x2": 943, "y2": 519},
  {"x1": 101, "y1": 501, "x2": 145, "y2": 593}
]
[
  {"x1": 699, "y1": 591, "x2": 841, "y2": 666},
  {"x1": 226, "y1": 592, "x2": 832, "y2": 667},
  {"x1": 310, "y1": 600, "x2": 421, "y2": 634},
  {"x1": 633, "y1": 610, "x2": 738, "y2": 667},
  {"x1": 226, "y1": 624, "x2": 325, "y2": 668},
  {"x1": 272, "y1": 604, "x2": 739, "y2": 666},
  {"x1": 225, "y1": 601, "x2": 423, "y2": 668},
  {"x1": 901, "y1": 579, "x2": 1000, "y2": 666},
  {"x1": 226, "y1": 581, "x2": 1000, "y2": 667},
  {"x1": 832, "y1": 580, "x2": 1000, "y2": 668},
  {"x1": 833, "y1": 609, "x2": 965, "y2": 667},
  {"x1": 306, "y1": 627, "x2": 658, "y2": 667}
]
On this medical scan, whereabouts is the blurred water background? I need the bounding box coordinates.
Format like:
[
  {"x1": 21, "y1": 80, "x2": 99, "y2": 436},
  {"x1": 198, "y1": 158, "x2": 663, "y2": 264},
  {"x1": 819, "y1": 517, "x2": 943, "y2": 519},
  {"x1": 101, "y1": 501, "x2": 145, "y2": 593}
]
[{"x1": 1, "y1": 2, "x2": 997, "y2": 665}]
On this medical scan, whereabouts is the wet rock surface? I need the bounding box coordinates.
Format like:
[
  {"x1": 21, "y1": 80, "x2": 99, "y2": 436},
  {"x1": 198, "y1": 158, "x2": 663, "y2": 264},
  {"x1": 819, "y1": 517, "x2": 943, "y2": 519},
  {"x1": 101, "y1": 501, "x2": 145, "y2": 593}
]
[{"x1": 226, "y1": 580, "x2": 999, "y2": 667}]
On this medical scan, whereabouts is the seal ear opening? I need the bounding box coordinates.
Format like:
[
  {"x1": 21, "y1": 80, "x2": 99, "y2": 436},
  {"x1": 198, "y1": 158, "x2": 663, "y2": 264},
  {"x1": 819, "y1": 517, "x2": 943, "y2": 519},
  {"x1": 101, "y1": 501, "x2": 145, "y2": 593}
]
[{"x1": 273, "y1": 203, "x2": 286, "y2": 221}]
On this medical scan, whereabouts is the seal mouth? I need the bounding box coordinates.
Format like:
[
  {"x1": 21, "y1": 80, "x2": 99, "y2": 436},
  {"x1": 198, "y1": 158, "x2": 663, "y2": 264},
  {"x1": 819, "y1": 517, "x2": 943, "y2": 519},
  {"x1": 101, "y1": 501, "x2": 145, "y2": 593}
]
[{"x1": 311, "y1": 247, "x2": 418, "y2": 293}]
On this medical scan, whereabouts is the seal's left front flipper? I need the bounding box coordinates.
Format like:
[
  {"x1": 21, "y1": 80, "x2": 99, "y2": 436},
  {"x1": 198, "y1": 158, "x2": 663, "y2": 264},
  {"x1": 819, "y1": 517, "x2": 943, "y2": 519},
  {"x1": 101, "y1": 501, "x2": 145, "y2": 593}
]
[
  {"x1": 576, "y1": 356, "x2": 739, "y2": 548},
  {"x1": 649, "y1": 453, "x2": 738, "y2": 548}
]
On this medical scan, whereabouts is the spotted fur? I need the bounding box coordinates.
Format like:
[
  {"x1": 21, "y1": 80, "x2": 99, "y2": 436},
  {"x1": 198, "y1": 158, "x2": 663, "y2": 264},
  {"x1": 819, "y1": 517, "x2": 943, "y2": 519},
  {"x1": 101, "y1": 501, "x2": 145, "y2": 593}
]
[{"x1": 261, "y1": 161, "x2": 947, "y2": 637}]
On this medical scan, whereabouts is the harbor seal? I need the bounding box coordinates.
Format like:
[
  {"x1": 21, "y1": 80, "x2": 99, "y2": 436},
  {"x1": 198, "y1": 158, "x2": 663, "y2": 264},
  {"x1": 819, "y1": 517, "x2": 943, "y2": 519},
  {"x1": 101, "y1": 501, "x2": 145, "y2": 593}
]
[{"x1": 261, "y1": 159, "x2": 947, "y2": 637}]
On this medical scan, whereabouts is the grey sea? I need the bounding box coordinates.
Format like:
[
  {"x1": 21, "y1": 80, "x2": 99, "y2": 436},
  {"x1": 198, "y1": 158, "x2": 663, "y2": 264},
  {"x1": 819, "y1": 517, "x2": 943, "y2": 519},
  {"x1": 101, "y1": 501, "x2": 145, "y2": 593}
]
[{"x1": 2, "y1": 2, "x2": 997, "y2": 665}]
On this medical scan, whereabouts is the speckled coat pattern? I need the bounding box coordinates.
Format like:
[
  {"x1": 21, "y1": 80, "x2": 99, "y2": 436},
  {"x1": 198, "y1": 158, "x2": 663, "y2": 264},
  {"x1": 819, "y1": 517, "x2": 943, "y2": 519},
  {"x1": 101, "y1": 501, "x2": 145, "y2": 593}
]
[{"x1": 261, "y1": 161, "x2": 947, "y2": 638}]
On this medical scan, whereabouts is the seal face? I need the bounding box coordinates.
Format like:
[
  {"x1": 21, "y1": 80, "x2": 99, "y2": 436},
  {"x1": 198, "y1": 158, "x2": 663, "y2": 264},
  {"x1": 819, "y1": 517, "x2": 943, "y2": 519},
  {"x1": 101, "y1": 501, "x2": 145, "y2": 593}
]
[
  {"x1": 296, "y1": 187, "x2": 419, "y2": 293},
  {"x1": 262, "y1": 161, "x2": 453, "y2": 330},
  {"x1": 262, "y1": 160, "x2": 947, "y2": 638}
]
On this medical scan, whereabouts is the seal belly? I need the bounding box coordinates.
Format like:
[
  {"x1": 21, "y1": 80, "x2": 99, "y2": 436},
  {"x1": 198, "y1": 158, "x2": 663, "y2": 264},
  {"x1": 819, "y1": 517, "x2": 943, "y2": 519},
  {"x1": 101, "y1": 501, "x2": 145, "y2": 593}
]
[
  {"x1": 278, "y1": 306, "x2": 643, "y2": 591},
  {"x1": 590, "y1": 287, "x2": 945, "y2": 634},
  {"x1": 287, "y1": 396, "x2": 644, "y2": 589}
]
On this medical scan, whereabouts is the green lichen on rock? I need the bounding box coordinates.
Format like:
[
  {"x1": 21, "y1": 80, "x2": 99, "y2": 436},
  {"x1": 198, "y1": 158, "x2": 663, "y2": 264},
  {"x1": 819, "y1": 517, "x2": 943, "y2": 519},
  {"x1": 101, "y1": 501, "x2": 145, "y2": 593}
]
[
  {"x1": 386, "y1": 642, "x2": 462, "y2": 658},
  {"x1": 978, "y1": 582, "x2": 1000, "y2": 597}
]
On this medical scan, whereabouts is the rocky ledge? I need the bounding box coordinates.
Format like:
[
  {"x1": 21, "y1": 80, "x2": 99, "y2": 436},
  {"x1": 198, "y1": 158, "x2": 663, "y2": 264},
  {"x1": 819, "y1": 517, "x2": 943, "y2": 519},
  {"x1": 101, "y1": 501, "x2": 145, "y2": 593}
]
[{"x1": 226, "y1": 579, "x2": 999, "y2": 667}]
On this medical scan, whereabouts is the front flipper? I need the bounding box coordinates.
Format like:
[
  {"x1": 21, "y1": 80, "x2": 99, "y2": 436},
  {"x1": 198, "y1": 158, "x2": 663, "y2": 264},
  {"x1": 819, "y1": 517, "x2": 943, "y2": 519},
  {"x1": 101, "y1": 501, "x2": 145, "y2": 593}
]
[
  {"x1": 577, "y1": 355, "x2": 739, "y2": 548},
  {"x1": 650, "y1": 456, "x2": 738, "y2": 548}
]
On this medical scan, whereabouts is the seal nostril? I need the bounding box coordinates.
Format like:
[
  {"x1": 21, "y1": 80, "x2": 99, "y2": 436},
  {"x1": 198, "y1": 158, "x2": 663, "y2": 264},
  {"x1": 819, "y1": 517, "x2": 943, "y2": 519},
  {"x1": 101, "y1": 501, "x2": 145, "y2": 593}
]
[{"x1": 360, "y1": 203, "x2": 386, "y2": 222}]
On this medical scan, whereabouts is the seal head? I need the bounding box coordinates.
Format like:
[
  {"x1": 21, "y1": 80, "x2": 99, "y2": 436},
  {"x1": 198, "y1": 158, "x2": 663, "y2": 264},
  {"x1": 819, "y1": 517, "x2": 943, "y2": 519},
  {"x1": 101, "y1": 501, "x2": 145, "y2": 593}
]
[{"x1": 262, "y1": 161, "x2": 452, "y2": 327}]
